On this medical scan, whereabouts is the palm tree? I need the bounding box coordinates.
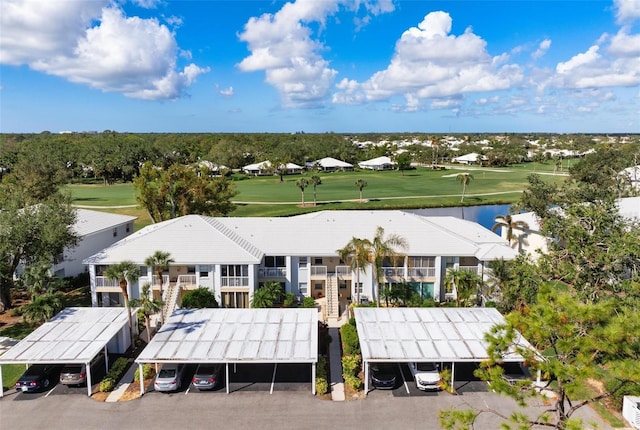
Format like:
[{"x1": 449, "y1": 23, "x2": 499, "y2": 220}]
[
  {"x1": 370, "y1": 226, "x2": 408, "y2": 307},
  {"x1": 104, "y1": 260, "x2": 140, "y2": 343},
  {"x1": 21, "y1": 292, "x2": 64, "y2": 327},
  {"x1": 130, "y1": 284, "x2": 163, "y2": 343},
  {"x1": 337, "y1": 237, "x2": 373, "y2": 306},
  {"x1": 456, "y1": 173, "x2": 474, "y2": 203},
  {"x1": 444, "y1": 269, "x2": 483, "y2": 307},
  {"x1": 144, "y1": 250, "x2": 174, "y2": 323},
  {"x1": 355, "y1": 179, "x2": 368, "y2": 202},
  {"x1": 296, "y1": 178, "x2": 309, "y2": 207},
  {"x1": 19, "y1": 262, "x2": 64, "y2": 299},
  {"x1": 492, "y1": 214, "x2": 530, "y2": 250},
  {"x1": 310, "y1": 175, "x2": 322, "y2": 206},
  {"x1": 251, "y1": 281, "x2": 282, "y2": 308}
]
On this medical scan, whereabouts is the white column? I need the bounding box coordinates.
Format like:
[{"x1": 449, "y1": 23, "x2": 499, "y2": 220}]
[
  {"x1": 139, "y1": 363, "x2": 145, "y2": 396},
  {"x1": 86, "y1": 363, "x2": 92, "y2": 397},
  {"x1": 451, "y1": 362, "x2": 455, "y2": 391},
  {"x1": 311, "y1": 362, "x2": 316, "y2": 395},
  {"x1": 364, "y1": 361, "x2": 369, "y2": 396},
  {"x1": 225, "y1": 363, "x2": 230, "y2": 394}
]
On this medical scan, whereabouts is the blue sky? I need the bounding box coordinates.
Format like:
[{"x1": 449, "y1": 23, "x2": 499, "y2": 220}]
[{"x1": 1, "y1": 0, "x2": 639, "y2": 133}]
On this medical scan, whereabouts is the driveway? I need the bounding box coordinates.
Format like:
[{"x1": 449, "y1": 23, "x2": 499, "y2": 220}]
[{"x1": 1, "y1": 381, "x2": 612, "y2": 430}]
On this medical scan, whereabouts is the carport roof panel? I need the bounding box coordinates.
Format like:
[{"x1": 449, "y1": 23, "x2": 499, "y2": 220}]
[
  {"x1": 136, "y1": 308, "x2": 318, "y2": 364},
  {"x1": 355, "y1": 307, "x2": 533, "y2": 363},
  {"x1": 0, "y1": 307, "x2": 129, "y2": 364}
]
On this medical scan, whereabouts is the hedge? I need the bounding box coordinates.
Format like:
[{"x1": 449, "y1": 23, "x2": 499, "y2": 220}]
[
  {"x1": 315, "y1": 356, "x2": 329, "y2": 395},
  {"x1": 99, "y1": 357, "x2": 130, "y2": 392},
  {"x1": 134, "y1": 364, "x2": 153, "y2": 382}
]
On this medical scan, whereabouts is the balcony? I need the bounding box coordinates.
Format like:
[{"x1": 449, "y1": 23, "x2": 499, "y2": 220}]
[
  {"x1": 221, "y1": 277, "x2": 249, "y2": 287},
  {"x1": 177, "y1": 274, "x2": 197, "y2": 287},
  {"x1": 382, "y1": 267, "x2": 405, "y2": 278},
  {"x1": 310, "y1": 266, "x2": 327, "y2": 278},
  {"x1": 335, "y1": 265, "x2": 351, "y2": 278},
  {"x1": 458, "y1": 265, "x2": 480, "y2": 275},
  {"x1": 95, "y1": 276, "x2": 119, "y2": 288},
  {"x1": 258, "y1": 267, "x2": 287, "y2": 278},
  {"x1": 408, "y1": 267, "x2": 436, "y2": 278}
]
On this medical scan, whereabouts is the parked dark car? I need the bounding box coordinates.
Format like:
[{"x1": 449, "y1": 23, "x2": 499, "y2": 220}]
[
  {"x1": 192, "y1": 363, "x2": 223, "y2": 391},
  {"x1": 15, "y1": 364, "x2": 62, "y2": 392},
  {"x1": 370, "y1": 364, "x2": 397, "y2": 389}
]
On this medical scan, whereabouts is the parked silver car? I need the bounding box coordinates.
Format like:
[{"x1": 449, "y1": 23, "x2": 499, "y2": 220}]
[
  {"x1": 192, "y1": 363, "x2": 223, "y2": 391},
  {"x1": 154, "y1": 363, "x2": 185, "y2": 392},
  {"x1": 60, "y1": 352, "x2": 105, "y2": 386}
]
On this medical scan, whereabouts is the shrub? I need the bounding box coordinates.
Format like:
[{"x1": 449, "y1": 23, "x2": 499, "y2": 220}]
[
  {"x1": 344, "y1": 374, "x2": 363, "y2": 391},
  {"x1": 283, "y1": 292, "x2": 296, "y2": 308},
  {"x1": 181, "y1": 287, "x2": 218, "y2": 308},
  {"x1": 99, "y1": 377, "x2": 116, "y2": 392},
  {"x1": 99, "y1": 357, "x2": 130, "y2": 392},
  {"x1": 315, "y1": 356, "x2": 329, "y2": 395},
  {"x1": 341, "y1": 354, "x2": 361, "y2": 376},
  {"x1": 301, "y1": 297, "x2": 316, "y2": 308},
  {"x1": 340, "y1": 323, "x2": 360, "y2": 355},
  {"x1": 134, "y1": 364, "x2": 153, "y2": 382}
]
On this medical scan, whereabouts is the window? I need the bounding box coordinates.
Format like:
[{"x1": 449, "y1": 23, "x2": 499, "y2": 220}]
[
  {"x1": 187, "y1": 265, "x2": 196, "y2": 274},
  {"x1": 113, "y1": 228, "x2": 118, "y2": 237},
  {"x1": 221, "y1": 264, "x2": 249, "y2": 287},
  {"x1": 314, "y1": 257, "x2": 323, "y2": 265},
  {"x1": 339, "y1": 280, "x2": 347, "y2": 289},
  {"x1": 354, "y1": 283, "x2": 363, "y2": 293},
  {"x1": 264, "y1": 256, "x2": 286, "y2": 267},
  {"x1": 314, "y1": 282, "x2": 323, "y2": 291},
  {"x1": 126, "y1": 223, "x2": 131, "y2": 233},
  {"x1": 199, "y1": 265, "x2": 211, "y2": 278},
  {"x1": 299, "y1": 283, "x2": 308, "y2": 294},
  {"x1": 299, "y1": 257, "x2": 307, "y2": 267},
  {"x1": 138, "y1": 266, "x2": 147, "y2": 275},
  {"x1": 409, "y1": 256, "x2": 435, "y2": 267}
]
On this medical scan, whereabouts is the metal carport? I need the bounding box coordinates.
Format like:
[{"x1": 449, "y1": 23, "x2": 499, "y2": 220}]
[
  {"x1": 354, "y1": 307, "x2": 538, "y2": 395},
  {"x1": 135, "y1": 308, "x2": 318, "y2": 396},
  {"x1": 0, "y1": 307, "x2": 131, "y2": 397}
]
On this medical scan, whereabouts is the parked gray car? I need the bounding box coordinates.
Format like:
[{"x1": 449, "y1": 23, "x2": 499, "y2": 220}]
[
  {"x1": 192, "y1": 363, "x2": 223, "y2": 390},
  {"x1": 60, "y1": 352, "x2": 105, "y2": 386}
]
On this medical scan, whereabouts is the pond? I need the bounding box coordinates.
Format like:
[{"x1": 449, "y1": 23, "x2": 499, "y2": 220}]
[{"x1": 407, "y1": 203, "x2": 513, "y2": 231}]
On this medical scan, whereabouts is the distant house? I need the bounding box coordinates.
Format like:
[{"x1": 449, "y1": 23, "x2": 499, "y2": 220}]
[
  {"x1": 452, "y1": 153, "x2": 487, "y2": 165},
  {"x1": 52, "y1": 209, "x2": 137, "y2": 278},
  {"x1": 306, "y1": 157, "x2": 353, "y2": 172},
  {"x1": 358, "y1": 156, "x2": 395, "y2": 171},
  {"x1": 619, "y1": 165, "x2": 640, "y2": 190},
  {"x1": 498, "y1": 196, "x2": 640, "y2": 259},
  {"x1": 196, "y1": 160, "x2": 228, "y2": 176},
  {"x1": 242, "y1": 160, "x2": 303, "y2": 176}
]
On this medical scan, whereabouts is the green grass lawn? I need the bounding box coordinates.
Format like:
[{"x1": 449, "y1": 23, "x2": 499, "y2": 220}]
[
  {"x1": 66, "y1": 162, "x2": 568, "y2": 221},
  {"x1": 1, "y1": 364, "x2": 26, "y2": 390}
]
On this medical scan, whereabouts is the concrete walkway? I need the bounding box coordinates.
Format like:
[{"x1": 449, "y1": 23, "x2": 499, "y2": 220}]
[
  {"x1": 327, "y1": 327, "x2": 345, "y2": 401},
  {"x1": 105, "y1": 359, "x2": 136, "y2": 402}
]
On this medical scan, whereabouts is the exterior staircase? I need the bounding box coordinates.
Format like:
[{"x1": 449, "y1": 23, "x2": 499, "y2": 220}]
[
  {"x1": 161, "y1": 282, "x2": 181, "y2": 321},
  {"x1": 325, "y1": 275, "x2": 340, "y2": 320}
]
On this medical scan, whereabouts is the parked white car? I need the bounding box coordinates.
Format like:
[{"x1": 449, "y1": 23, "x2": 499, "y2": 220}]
[
  {"x1": 408, "y1": 362, "x2": 442, "y2": 391},
  {"x1": 154, "y1": 363, "x2": 185, "y2": 392}
]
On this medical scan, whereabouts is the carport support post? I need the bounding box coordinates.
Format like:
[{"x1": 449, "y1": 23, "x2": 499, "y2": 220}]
[
  {"x1": 139, "y1": 363, "x2": 145, "y2": 396},
  {"x1": 364, "y1": 361, "x2": 369, "y2": 396},
  {"x1": 0, "y1": 365, "x2": 4, "y2": 398},
  {"x1": 450, "y1": 362, "x2": 455, "y2": 391},
  {"x1": 311, "y1": 362, "x2": 316, "y2": 395},
  {"x1": 225, "y1": 363, "x2": 229, "y2": 394},
  {"x1": 86, "y1": 362, "x2": 92, "y2": 397}
]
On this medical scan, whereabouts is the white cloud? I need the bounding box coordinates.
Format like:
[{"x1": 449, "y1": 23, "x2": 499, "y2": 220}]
[
  {"x1": 218, "y1": 85, "x2": 234, "y2": 97},
  {"x1": 614, "y1": 0, "x2": 640, "y2": 23},
  {"x1": 553, "y1": 27, "x2": 640, "y2": 90},
  {"x1": 237, "y1": 0, "x2": 394, "y2": 108},
  {"x1": 333, "y1": 11, "x2": 523, "y2": 110},
  {"x1": 131, "y1": 0, "x2": 161, "y2": 9},
  {"x1": 0, "y1": 0, "x2": 207, "y2": 100},
  {"x1": 532, "y1": 39, "x2": 551, "y2": 60}
]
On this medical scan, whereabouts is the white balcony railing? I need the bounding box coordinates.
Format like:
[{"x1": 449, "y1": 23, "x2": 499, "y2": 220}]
[
  {"x1": 458, "y1": 266, "x2": 480, "y2": 274},
  {"x1": 335, "y1": 265, "x2": 351, "y2": 277},
  {"x1": 408, "y1": 267, "x2": 436, "y2": 278},
  {"x1": 221, "y1": 277, "x2": 249, "y2": 287},
  {"x1": 382, "y1": 267, "x2": 405, "y2": 278},
  {"x1": 258, "y1": 267, "x2": 287, "y2": 277},
  {"x1": 310, "y1": 266, "x2": 327, "y2": 277},
  {"x1": 178, "y1": 274, "x2": 197, "y2": 286},
  {"x1": 95, "y1": 276, "x2": 119, "y2": 288}
]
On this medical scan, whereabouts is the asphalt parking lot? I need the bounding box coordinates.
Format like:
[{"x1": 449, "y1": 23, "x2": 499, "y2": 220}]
[{"x1": 2, "y1": 362, "x2": 612, "y2": 430}]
